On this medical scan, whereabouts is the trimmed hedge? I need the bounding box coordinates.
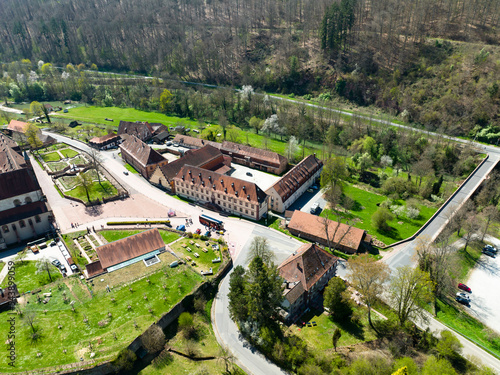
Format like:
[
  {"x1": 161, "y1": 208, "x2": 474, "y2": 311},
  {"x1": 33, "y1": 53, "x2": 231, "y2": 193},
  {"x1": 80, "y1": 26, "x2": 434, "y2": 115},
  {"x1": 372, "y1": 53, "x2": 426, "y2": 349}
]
[{"x1": 107, "y1": 220, "x2": 171, "y2": 225}]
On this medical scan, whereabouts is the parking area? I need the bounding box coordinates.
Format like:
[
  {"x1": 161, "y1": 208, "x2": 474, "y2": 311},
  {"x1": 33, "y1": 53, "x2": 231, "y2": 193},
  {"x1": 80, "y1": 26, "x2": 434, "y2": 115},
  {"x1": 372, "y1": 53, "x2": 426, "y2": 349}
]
[
  {"x1": 465, "y1": 237, "x2": 500, "y2": 334},
  {"x1": 288, "y1": 186, "x2": 326, "y2": 215},
  {"x1": 228, "y1": 164, "x2": 280, "y2": 191}
]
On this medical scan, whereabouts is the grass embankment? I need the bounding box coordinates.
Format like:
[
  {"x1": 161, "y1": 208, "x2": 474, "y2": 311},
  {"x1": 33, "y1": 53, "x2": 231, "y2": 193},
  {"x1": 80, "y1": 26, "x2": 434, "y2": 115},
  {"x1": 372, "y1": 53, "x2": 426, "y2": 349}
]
[
  {"x1": 321, "y1": 184, "x2": 437, "y2": 246},
  {"x1": 100, "y1": 229, "x2": 180, "y2": 245},
  {"x1": 0, "y1": 260, "x2": 62, "y2": 293},
  {"x1": 124, "y1": 163, "x2": 140, "y2": 174},
  {"x1": 0, "y1": 257, "x2": 203, "y2": 372}
]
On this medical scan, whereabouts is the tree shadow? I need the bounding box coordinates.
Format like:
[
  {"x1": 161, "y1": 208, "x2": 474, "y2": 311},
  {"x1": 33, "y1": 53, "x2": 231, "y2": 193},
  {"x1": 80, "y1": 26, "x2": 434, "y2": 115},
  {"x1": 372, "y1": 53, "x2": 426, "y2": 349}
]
[
  {"x1": 330, "y1": 315, "x2": 366, "y2": 340},
  {"x1": 85, "y1": 205, "x2": 103, "y2": 217},
  {"x1": 377, "y1": 226, "x2": 401, "y2": 240}
]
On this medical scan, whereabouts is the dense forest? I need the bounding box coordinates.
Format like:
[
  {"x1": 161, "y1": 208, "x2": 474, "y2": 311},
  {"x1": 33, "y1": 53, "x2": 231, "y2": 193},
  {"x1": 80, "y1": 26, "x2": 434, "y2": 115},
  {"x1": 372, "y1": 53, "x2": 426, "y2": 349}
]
[{"x1": 0, "y1": 0, "x2": 499, "y2": 136}]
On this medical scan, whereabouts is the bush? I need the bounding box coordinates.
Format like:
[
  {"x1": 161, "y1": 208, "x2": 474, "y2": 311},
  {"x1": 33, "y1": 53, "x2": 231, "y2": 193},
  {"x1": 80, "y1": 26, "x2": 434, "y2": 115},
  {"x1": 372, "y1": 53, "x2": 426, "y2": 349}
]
[
  {"x1": 178, "y1": 312, "x2": 197, "y2": 339},
  {"x1": 112, "y1": 348, "x2": 136, "y2": 372},
  {"x1": 152, "y1": 349, "x2": 173, "y2": 369},
  {"x1": 372, "y1": 207, "x2": 394, "y2": 232},
  {"x1": 142, "y1": 324, "x2": 166, "y2": 353}
]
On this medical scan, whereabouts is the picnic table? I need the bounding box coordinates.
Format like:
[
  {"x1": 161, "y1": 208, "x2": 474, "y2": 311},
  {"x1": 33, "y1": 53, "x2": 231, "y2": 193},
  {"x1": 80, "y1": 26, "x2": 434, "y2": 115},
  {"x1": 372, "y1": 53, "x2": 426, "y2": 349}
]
[
  {"x1": 194, "y1": 253, "x2": 200, "y2": 258},
  {"x1": 185, "y1": 256, "x2": 192, "y2": 262}
]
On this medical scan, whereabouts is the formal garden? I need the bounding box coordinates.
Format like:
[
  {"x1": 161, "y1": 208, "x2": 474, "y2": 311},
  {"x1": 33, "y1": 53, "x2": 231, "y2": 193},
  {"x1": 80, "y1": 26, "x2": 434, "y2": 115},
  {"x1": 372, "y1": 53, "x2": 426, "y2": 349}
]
[{"x1": 0, "y1": 257, "x2": 204, "y2": 373}]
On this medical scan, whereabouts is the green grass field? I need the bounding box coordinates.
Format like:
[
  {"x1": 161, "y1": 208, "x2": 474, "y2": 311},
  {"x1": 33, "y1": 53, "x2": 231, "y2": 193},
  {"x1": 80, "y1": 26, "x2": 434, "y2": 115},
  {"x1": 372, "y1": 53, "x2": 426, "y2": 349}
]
[
  {"x1": 0, "y1": 261, "x2": 62, "y2": 294},
  {"x1": 46, "y1": 161, "x2": 68, "y2": 172},
  {"x1": 290, "y1": 307, "x2": 377, "y2": 350},
  {"x1": 436, "y1": 298, "x2": 500, "y2": 359},
  {"x1": 124, "y1": 163, "x2": 140, "y2": 174},
  {"x1": 453, "y1": 241, "x2": 483, "y2": 280},
  {"x1": 170, "y1": 238, "x2": 223, "y2": 276},
  {"x1": 65, "y1": 181, "x2": 117, "y2": 202},
  {"x1": 320, "y1": 184, "x2": 437, "y2": 246},
  {"x1": 100, "y1": 229, "x2": 180, "y2": 245},
  {"x1": 60, "y1": 148, "x2": 79, "y2": 158},
  {"x1": 0, "y1": 264, "x2": 204, "y2": 372},
  {"x1": 41, "y1": 151, "x2": 61, "y2": 162}
]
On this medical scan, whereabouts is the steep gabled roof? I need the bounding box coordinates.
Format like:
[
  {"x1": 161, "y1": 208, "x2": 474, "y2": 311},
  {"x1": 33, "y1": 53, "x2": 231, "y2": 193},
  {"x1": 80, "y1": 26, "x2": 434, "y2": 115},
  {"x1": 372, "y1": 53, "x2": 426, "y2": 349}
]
[
  {"x1": 174, "y1": 164, "x2": 267, "y2": 204},
  {"x1": 7, "y1": 120, "x2": 28, "y2": 134},
  {"x1": 119, "y1": 135, "x2": 165, "y2": 167},
  {"x1": 117, "y1": 121, "x2": 154, "y2": 141},
  {"x1": 157, "y1": 144, "x2": 223, "y2": 181},
  {"x1": 0, "y1": 168, "x2": 41, "y2": 199},
  {"x1": 267, "y1": 155, "x2": 323, "y2": 201},
  {"x1": 278, "y1": 243, "x2": 338, "y2": 292},
  {"x1": 221, "y1": 141, "x2": 287, "y2": 167},
  {"x1": 0, "y1": 133, "x2": 20, "y2": 153},
  {"x1": 287, "y1": 210, "x2": 366, "y2": 252},
  {"x1": 0, "y1": 147, "x2": 26, "y2": 173},
  {"x1": 89, "y1": 133, "x2": 120, "y2": 145},
  {"x1": 173, "y1": 134, "x2": 220, "y2": 149},
  {"x1": 96, "y1": 229, "x2": 164, "y2": 270}
]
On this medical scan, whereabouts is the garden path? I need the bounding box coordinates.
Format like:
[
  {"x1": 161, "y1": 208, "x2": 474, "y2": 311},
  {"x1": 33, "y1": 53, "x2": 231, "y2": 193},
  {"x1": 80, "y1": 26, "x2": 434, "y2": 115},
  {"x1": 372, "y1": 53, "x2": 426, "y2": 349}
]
[{"x1": 73, "y1": 240, "x2": 92, "y2": 264}]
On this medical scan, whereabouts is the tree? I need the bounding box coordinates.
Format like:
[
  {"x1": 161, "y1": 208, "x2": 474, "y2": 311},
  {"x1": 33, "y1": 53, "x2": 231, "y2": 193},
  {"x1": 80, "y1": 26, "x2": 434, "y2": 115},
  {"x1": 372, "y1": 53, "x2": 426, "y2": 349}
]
[
  {"x1": 76, "y1": 172, "x2": 93, "y2": 202},
  {"x1": 246, "y1": 236, "x2": 275, "y2": 266},
  {"x1": 262, "y1": 114, "x2": 283, "y2": 139},
  {"x1": 481, "y1": 205, "x2": 499, "y2": 241},
  {"x1": 389, "y1": 266, "x2": 433, "y2": 325},
  {"x1": 23, "y1": 308, "x2": 41, "y2": 341},
  {"x1": 245, "y1": 256, "x2": 284, "y2": 326},
  {"x1": 422, "y1": 356, "x2": 457, "y2": 375},
  {"x1": 159, "y1": 89, "x2": 173, "y2": 113},
  {"x1": 436, "y1": 331, "x2": 462, "y2": 362},
  {"x1": 286, "y1": 136, "x2": 300, "y2": 162},
  {"x1": 142, "y1": 324, "x2": 165, "y2": 353},
  {"x1": 88, "y1": 148, "x2": 106, "y2": 189},
  {"x1": 178, "y1": 312, "x2": 196, "y2": 339},
  {"x1": 25, "y1": 123, "x2": 43, "y2": 150},
  {"x1": 357, "y1": 152, "x2": 373, "y2": 173},
  {"x1": 332, "y1": 328, "x2": 342, "y2": 351},
  {"x1": 324, "y1": 277, "x2": 353, "y2": 320},
  {"x1": 321, "y1": 156, "x2": 348, "y2": 195},
  {"x1": 372, "y1": 207, "x2": 394, "y2": 232},
  {"x1": 228, "y1": 265, "x2": 248, "y2": 322},
  {"x1": 249, "y1": 116, "x2": 263, "y2": 135},
  {"x1": 462, "y1": 214, "x2": 480, "y2": 254},
  {"x1": 30, "y1": 101, "x2": 44, "y2": 117},
  {"x1": 347, "y1": 254, "x2": 390, "y2": 335},
  {"x1": 36, "y1": 257, "x2": 53, "y2": 282},
  {"x1": 112, "y1": 348, "x2": 137, "y2": 372}
]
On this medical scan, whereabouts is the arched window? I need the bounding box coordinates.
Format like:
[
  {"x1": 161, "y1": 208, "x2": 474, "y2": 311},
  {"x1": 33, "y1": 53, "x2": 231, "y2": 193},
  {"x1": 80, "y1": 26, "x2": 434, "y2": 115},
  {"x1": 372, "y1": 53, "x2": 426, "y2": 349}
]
[
  {"x1": 25, "y1": 196, "x2": 32, "y2": 204},
  {"x1": 35, "y1": 215, "x2": 41, "y2": 223},
  {"x1": 13, "y1": 199, "x2": 21, "y2": 207},
  {"x1": 2, "y1": 225, "x2": 9, "y2": 233},
  {"x1": 19, "y1": 220, "x2": 26, "y2": 228}
]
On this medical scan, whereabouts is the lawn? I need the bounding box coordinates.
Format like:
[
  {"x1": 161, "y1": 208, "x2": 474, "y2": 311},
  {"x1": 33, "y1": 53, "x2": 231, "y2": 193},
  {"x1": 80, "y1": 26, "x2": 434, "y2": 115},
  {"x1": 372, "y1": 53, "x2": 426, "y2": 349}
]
[
  {"x1": 65, "y1": 180, "x2": 118, "y2": 202},
  {"x1": 125, "y1": 163, "x2": 140, "y2": 174},
  {"x1": 46, "y1": 161, "x2": 68, "y2": 172},
  {"x1": 170, "y1": 238, "x2": 223, "y2": 276},
  {"x1": 39, "y1": 143, "x2": 67, "y2": 152},
  {"x1": 60, "y1": 148, "x2": 79, "y2": 158},
  {"x1": 436, "y1": 298, "x2": 500, "y2": 359},
  {"x1": 99, "y1": 229, "x2": 180, "y2": 245},
  {"x1": 0, "y1": 262, "x2": 204, "y2": 373},
  {"x1": 53, "y1": 106, "x2": 200, "y2": 128},
  {"x1": 289, "y1": 306, "x2": 377, "y2": 350},
  {"x1": 0, "y1": 260, "x2": 62, "y2": 294},
  {"x1": 452, "y1": 241, "x2": 483, "y2": 281},
  {"x1": 320, "y1": 184, "x2": 437, "y2": 246},
  {"x1": 40, "y1": 151, "x2": 61, "y2": 162}
]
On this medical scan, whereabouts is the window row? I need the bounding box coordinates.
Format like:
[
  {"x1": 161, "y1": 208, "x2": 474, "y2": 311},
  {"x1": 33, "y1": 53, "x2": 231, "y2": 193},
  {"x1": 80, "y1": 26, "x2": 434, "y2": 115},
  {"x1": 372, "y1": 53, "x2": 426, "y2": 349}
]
[{"x1": 2, "y1": 216, "x2": 41, "y2": 233}]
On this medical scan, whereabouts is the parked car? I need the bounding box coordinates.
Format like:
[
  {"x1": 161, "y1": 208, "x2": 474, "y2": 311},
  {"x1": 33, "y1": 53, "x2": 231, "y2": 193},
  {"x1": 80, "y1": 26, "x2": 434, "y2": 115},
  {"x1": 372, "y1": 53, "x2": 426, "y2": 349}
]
[
  {"x1": 458, "y1": 283, "x2": 471, "y2": 293},
  {"x1": 484, "y1": 245, "x2": 498, "y2": 253},
  {"x1": 59, "y1": 264, "x2": 67, "y2": 273},
  {"x1": 482, "y1": 248, "x2": 496, "y2": 257},
  {"x1": 51, "y1": 259, "x2": 61, "y2": 267},
  {"x1": 195, "y1": 228, "x2": 201, "y2": 235},
  {"x1": 246, "y1": 172, "x2": 253, "y2": 176},
  {"x1": 310, "y1": 202, "x2": 320, "y2": 214},
  {"x1": 173, "y1": 143, "x2": 179, "y2": 147},
  {"x1": 307, "y1": 188, "x2": 314, "y2": 193},
  {"x1": 70, "y1": 264, "x2": 79, "y2": 272},
  {"x1": 176, "y1": 224, "x2": 186, "y2": 231},
  {"x1": 204, "y1": 231, "x2": 211, "y2": 237},
  {"x1": 456, "y1": 294, "x2": 470, "y2": 306},
  {"x1": 166, "y1": 141, "x2": 173, "y2": 146},
  {"x1": 456, "y1": 292, "x2": 470, "y2": 301},
  {"x1": 312, "y1": 185, "x2": 319, "y2": 190},
  {"x1": 123, "y1": 170, "x2": 129, "y2": 175}
]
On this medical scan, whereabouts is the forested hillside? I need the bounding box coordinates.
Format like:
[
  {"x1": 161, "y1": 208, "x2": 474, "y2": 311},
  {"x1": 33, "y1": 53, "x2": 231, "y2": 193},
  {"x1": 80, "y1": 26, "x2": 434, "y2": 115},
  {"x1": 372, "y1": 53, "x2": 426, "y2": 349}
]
[{"x1": 0, "y1": 0, "x2": 499, "y2": 136}]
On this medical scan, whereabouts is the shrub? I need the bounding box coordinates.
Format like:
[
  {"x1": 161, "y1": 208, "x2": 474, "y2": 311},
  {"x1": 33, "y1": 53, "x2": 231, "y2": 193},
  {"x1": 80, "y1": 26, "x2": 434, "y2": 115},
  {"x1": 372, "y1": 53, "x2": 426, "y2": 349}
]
[
  {"x1": 152, "y1": 349, "x2": 173, "y2": 369},
  {"x1": 142, "y1": 324, "x2": 166, "y2": 353},
  {"x1": 372, "y1": 207, "x2": 394, "y2": 232},
  {"x1": 112, "y1": 349, "x2": 137, "y2": 372}
]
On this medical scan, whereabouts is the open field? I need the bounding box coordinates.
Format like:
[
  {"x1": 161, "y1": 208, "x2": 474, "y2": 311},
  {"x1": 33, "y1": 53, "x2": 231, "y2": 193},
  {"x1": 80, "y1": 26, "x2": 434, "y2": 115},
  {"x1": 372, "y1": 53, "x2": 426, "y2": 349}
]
[
  {"x1": 0, "y1": 260, "x2": 62, "y2": 293},
  {"x1": 0, "y1": 259, "x2": 204, "y2": 372},
  {"x1": 99, "y1": 229, "x2": 180, "y2": 245}
]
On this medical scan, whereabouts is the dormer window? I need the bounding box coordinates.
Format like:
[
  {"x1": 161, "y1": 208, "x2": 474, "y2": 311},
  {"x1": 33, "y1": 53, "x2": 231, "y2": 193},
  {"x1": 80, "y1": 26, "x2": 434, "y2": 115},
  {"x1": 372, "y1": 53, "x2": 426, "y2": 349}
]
[
  {"x1": 213, "y1": 184, "x2": 216, "y2": 189},
  {"x1": 224, "y1": 188, "x2": 227, "y2": 193},
  {"x1": 201, "y1": 181, "x2": 205, "y2": 186},
  {"x1": 208, "y1": 176, "x2": 212, "y2": 181},
  {"x1": 242, "y1": 186, "x2": 246, "y2": 191},
  {"x1": 231, "y1": 182, "x2": 234, "y2": 187},
  {"x1": 199, "y1": 173, "x2": 202, "y2": 177},
  {"x1": 235, "y1": 191, "x2": 238, "y2": 196},
  {"x1": 188, "y1": 170, "x2": 192, "y2": 174},
  {"x1": 247, "y1": 195, "x2": 250, "y2": 199},
  {"x1": 221, "y1": 179, "x2": 224, "y2": 184},
  {"x1": 191, "y1": 178, "x2": 194, "y2": 183}
]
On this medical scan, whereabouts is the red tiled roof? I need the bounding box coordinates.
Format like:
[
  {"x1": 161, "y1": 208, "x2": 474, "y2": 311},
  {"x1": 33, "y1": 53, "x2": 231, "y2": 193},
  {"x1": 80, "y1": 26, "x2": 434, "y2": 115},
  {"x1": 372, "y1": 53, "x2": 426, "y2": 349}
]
[
  {"x1": 0, "y1": 168, "x2": 41, "y2": 200},
  {"x1": 174, "y1": 165, "x2": 267, "y2": 204},
  {"x1": 0, "y1": 147, "x2": 26, "y2": 173},
  {"x1": 96, "y1": 229, "x2": 165, "y2": 270},
  {"x1": 89, "y1": 133, "x2": 120, "y2": 144},
  {"x1": 7, "y1": 120, "x2": 28, "y2": 133},
  {"x1": 157, "y1": 145, "x2": 224, "y2": 181},
  {"x1": 287, "y1": 210, "x2": 366, "y2": 252},
  {"x1": 173, "y1": 134, "x2": 220, "y2": 149},
  {"x1": 0, "y1": 134, "x2": 20, "y2": 153},
  {"x1": 85, "y1": 260, "x2": 105, "y2": 278},
  {"x1": 283, "y1": 281, "x2": 305, "y2": 304},
  {"x1": 0, "y1": 201, "x2": 49, "y2": 226},
  {"x1": 221, "y1": 141, "x2": 287, "y2": 167},
  {"x1": 268, "y1": 155, "x2": 323, "y2": 202},
  {"x1": 119, "y1": 135, "x2": 165, "y2": 167},
  {"x1": 278, "y1": 243, "x2": 338, "y2": 293}
]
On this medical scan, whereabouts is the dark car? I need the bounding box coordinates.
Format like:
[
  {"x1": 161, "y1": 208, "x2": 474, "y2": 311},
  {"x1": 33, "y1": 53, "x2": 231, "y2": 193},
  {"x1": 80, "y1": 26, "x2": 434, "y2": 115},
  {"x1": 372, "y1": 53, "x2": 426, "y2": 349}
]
[
  {"x1": 59, "y1": 264, "x2": 67, "y2": 273},
  {"x1": 484, "y1": 245, "x2": 498, "y2": 253},
  {"x1": 458, "y1": 283, "x2": 471, "y2": 293},
  {"x1": 51, "y1": 259, "x2": 61, "y2": 267},
  {"x1": 70, "y1": 264, "x2": 79, "y2": 272},
  {"x1": 482, "y1": 249, "x2": 496, "y2": 257},
  {"x1": 204, "y1": 231, "x2": 211, "y2": 237},
  {"x1": 246, "y1": 172, "x2": 252, "y2": 176},
  {"x1": 456, "y1": 295, "x2": 470, "y2": 306}
]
